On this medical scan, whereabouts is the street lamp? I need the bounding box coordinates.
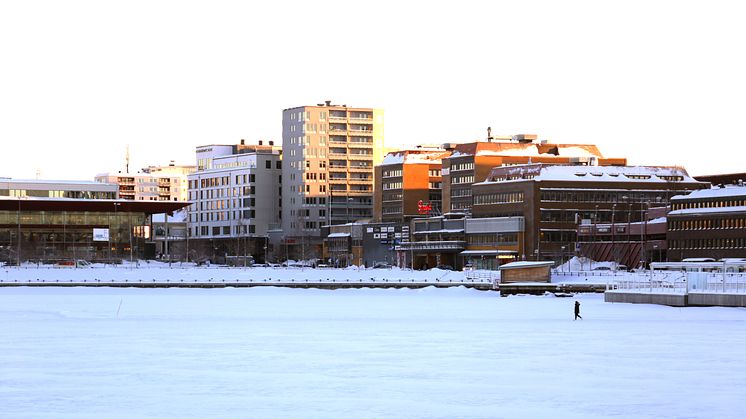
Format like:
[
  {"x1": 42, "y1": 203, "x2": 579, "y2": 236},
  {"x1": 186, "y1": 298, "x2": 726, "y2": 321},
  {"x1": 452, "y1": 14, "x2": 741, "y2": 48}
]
[
  {"x1": 17, "y1": 197, "x2": 21, "y2": 267},
  {"x1": 108, "y1": 203, "x2": 116, "y2": 264},
  {"x1": 611, "y1": 203, "x2": 617, "y2": 266},
  {"x1": 346, "y1": 196, "x2": 354, "y2": 224}
]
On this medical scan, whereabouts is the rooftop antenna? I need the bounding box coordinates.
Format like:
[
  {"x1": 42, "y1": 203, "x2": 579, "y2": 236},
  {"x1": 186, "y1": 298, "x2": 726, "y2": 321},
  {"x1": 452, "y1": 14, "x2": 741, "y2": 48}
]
[{"x1": 125, "y1": 144, "x2": 130, "y2": 174}]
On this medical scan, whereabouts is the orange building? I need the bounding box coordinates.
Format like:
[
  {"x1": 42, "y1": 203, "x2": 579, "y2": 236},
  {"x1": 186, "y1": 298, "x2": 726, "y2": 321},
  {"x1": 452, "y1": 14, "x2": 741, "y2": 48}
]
[{"x1": 374, "y1": 147, "x2": 452, "y2": 224}]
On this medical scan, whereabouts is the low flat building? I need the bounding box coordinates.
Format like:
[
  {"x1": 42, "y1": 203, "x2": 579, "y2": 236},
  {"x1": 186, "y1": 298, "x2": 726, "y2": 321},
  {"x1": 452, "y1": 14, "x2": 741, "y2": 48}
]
[
  {"x1": 325, "y1": 222, "x2": 364, "y2": 267},
  {"x1": 0, "y1": 196, "x2": 188, "y2": 264},
  {"x1": 576, "y1": 206, "x2": 668, "y2": 268},
  {"x1": 396, "y1": 214, "x2": 465, "y2": 270},
  {"x1": 1, "y1": 178, "x2": 118, "y2": 199},
  {"x1": 361, "y1": 222, "x2": 405, "y2": 267},
  {"x1": 667, "y1": 186, "x2": 746, "y2": 261},
  {"x1": 471, "y1": 163, "x2": 709, "y2": 263},
  {"x1": 499, "y1": 261, "x2": 554, "y2": 283}
]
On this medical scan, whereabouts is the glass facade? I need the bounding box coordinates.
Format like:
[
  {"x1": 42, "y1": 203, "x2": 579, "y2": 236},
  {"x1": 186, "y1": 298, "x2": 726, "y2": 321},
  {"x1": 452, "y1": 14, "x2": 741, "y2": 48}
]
[{"x1": 0, "y1": 210, "x2": 149, "y2": 263}]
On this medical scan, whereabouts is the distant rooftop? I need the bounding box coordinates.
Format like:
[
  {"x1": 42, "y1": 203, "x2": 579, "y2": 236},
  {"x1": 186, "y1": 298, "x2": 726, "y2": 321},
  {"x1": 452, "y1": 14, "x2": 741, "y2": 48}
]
[
  {"x1": 478, "y1": 163, "x2": 700, "y2": 184},
  {"x1": 671, "y1": 185, "x2": 746, "y2": 201}
]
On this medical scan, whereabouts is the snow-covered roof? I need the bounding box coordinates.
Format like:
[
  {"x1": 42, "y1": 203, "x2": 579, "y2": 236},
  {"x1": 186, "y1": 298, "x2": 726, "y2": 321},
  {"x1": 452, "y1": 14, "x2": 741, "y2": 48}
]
[
  {"x1": 478, "y1": 164, "x2": 698, "y2": 185},
  {"x1": 413, "y1": 228, "x2": 464, "y2": 235},
  {"x1": 1, "y1": 178, "x2": 109, "y2": 185},
  {"x1": 381, "y1": 154, "x2": 405, "y2": 165},
  {"x1": 460, "y1": 250, "x2": 518, "y2": 255},
  {"x1": 327, "y1": 232, "x2": 351, "y2": 238},
  {"x1": 151, "y1": 209, "x2": 188, "y2": 223},
  {"x1": 499, "y1": 261, "x2": 555, "y2": 270},
  {"x1": 381, "y1": 149, "x2": 448, "y2": 166},
  {"x1": 670, "y1": 186, "x2": 746, "y2": 201},
  {"x1": 667, "y1": 206, "x2": 746, "y2": 216}
]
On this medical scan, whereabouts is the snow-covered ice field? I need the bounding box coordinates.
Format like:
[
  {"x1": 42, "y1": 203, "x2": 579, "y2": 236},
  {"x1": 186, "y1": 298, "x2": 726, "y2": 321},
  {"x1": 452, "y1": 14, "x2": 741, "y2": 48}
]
[{"x1": 1, "y1": 286, "x2": 745, "y2": 419}]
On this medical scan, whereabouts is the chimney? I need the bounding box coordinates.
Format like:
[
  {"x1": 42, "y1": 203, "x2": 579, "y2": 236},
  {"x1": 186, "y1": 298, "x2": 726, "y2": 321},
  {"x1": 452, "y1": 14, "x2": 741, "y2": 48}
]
[
  {"x1": 259, "y1": 140, "x2": 263, "y2": 145},
  {"x1": 325, "y1": 100, "x2": 331, "y2": 106},
  {"x1": 240, "y1": 139, "x2": 245, "y2": 145},
  {"x1": 269, "y1": 140, "x2": 274, "y2": 146}
]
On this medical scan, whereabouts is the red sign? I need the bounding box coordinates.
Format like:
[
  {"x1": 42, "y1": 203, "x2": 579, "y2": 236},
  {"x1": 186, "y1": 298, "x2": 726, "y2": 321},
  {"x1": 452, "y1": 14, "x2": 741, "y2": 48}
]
[{"x1": 417, "y1": 200, "x2": 432, "y2": 215}]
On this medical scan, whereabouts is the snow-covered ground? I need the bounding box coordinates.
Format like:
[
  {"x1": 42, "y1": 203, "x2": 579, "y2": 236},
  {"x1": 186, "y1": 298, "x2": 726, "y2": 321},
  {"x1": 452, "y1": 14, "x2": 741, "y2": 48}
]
[
  {"x1": 1, "y1": 287, "x2": 745, "y2": 419},
  {"x1": 0, "y1": 259, "x2": 634, "y2": 286},
  {"x1": 0, "y1": 263, "x2": 491, "y2": 286}
]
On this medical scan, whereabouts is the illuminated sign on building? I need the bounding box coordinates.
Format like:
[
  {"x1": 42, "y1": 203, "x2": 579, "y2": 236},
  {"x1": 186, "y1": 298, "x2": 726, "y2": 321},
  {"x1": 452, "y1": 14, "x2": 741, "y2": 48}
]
[{"x1": 417, "y1": 200, "x2": 432, "y2": 215}]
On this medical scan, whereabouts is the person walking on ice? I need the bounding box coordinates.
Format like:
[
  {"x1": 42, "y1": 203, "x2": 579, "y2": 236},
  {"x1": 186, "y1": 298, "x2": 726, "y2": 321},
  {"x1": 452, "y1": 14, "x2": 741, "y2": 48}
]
[{"x1": 574, "y1": 300, "x2": 582, "y2": 320}]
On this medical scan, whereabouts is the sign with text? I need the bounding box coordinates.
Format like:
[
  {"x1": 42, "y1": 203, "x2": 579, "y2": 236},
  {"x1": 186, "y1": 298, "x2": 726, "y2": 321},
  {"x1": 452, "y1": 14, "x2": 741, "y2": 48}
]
[
  {"x1": 417, "y1": 200, "x2": 432, "y2": 215},
  {"x1": 93, "y1": 228, "x2": 110, "y2": 242}
]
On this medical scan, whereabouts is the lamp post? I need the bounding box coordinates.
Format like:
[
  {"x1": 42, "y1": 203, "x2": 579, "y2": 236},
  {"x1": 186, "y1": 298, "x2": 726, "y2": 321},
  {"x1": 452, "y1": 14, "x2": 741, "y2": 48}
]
[
  {"x1": 640, "y1": 199, "x2": 647, "y2": 269},
  {"x1": 611, "y1": 203, "x2": 617, "y2": 266},
  {"x1": 114, "y1": 202, "x2": 122, "y2": 264},
  {"x1": 17, "y1": 197, "x2": 21, "y2": 267},
  {"x1": 264, "y1": 236, "x2": 268, "y2": 264},
  {"x1": 346, "y1": 196, "x2": 353, "y2": 224},
  {"x1": 165, "y1": 211, "x2": 171, "y2": 268}
]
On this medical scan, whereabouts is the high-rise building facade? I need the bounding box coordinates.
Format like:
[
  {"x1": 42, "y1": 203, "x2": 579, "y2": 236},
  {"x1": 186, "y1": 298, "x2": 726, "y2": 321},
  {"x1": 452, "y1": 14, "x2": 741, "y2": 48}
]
[{"x1": 282, "y1": 101, "x2": 384, "y2": 241}]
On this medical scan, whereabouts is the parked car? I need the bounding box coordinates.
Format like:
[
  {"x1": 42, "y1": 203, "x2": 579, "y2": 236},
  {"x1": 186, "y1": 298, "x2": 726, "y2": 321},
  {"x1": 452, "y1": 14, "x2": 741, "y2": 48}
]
[
  {"x1": 372, "y1": 262, "x2": 393, "y2": 269},
  {"x1": 434, "y1": 265, "x2": 454, "y2": 271},
  {"x1": 56, "y1": 260, "x2": 91, "y2": 268},
  {"x1": 592, "y1": 266, "x2": 611, "y2": 271}
]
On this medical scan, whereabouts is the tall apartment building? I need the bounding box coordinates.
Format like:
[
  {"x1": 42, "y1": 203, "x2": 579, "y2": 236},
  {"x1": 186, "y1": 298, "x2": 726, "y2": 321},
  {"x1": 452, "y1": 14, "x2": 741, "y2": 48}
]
[
  {"x1": 442, "y1": 135, "x2": 627, "y2": 214},
  {"x1": 187, "y1": 141, "x2": 281, "y2": 251},
  {"x1": 282, "y1": 101, "x2": 384, "y2": 243},
  {"x1": 374, "y1": 147, "x2": 452, "y2": 224},
  {"x1": 95, "y1": 162, "x2": 195, "y2": 201}
]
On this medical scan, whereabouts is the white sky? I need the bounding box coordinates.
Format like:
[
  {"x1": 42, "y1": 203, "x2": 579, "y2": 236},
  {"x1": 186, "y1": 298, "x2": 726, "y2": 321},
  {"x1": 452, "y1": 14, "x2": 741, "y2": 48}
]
[{"x1": 1, "y1": 1, "x2": 744, "y2": 180}]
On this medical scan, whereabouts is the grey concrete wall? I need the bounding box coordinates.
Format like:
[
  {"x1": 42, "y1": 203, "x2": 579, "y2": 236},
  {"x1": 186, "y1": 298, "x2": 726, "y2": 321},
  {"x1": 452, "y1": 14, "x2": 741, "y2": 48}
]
[
  {"x1": 688, "y1": 293, "x2": 746, "y2": 307},
  {"x1": 604, "y1": 291, "x2": 687, "y2": 307}
]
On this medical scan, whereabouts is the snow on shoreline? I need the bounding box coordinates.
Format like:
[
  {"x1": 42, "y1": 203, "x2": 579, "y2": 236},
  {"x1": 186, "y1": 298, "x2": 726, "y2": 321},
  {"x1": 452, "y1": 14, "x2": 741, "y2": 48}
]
[{"x1": 0, "y1": 261, "x2": 637, "y2": 286}]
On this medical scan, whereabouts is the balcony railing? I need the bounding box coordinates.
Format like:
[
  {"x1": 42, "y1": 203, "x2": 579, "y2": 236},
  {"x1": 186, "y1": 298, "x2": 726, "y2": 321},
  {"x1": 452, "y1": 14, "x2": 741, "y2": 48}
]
[
  {"x1": 348, "y1": 166, "x2": 373, "y2": 172},
  {"x1": 396, "y1": 241, "x2": 466, "y2": 252}
]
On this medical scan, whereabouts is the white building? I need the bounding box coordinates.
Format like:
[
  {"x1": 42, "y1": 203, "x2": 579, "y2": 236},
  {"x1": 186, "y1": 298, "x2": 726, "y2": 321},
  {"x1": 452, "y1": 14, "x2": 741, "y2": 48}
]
[
  {"x1": 95, "y1": 162, "x2": 195, "y2": 201},
  {"x1": 187, "y1": 141, "x2": 281, "y2": 241}
]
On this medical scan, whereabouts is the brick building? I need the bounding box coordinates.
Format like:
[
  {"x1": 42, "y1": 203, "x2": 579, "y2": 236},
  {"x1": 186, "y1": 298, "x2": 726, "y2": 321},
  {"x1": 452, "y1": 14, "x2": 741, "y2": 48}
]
[
  {"x1": 667, "y1": 186, "x2": 746, "y2": 261},
  {"x1": 471, "y1": 164, "x2": 708, "y2": 263}
]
